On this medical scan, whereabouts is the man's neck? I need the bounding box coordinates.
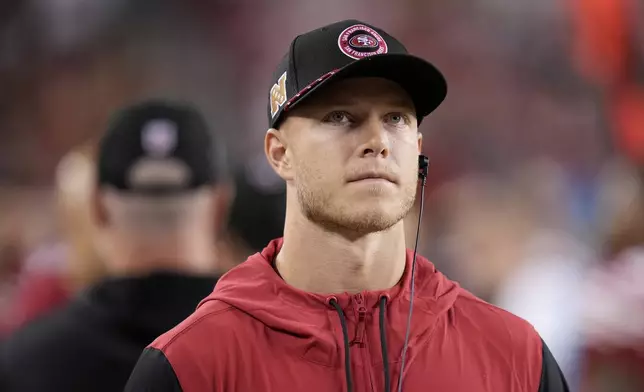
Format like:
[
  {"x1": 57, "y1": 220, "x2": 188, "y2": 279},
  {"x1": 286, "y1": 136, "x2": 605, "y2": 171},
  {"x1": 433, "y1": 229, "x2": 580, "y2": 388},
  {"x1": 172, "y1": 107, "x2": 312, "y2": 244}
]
[
  {"x1": 104, "y1": 234, "x2": 218, "y2": 277},
  {"x1": 276, "y1": 215, "x2": 407, "y2": 294}
]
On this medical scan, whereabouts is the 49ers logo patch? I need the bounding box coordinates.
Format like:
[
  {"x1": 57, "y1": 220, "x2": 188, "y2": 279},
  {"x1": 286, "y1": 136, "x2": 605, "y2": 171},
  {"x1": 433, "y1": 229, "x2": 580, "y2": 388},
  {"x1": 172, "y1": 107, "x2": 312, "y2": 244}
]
[{"x1": 337, "y1": 24, "x2": 387, "y2": 60}]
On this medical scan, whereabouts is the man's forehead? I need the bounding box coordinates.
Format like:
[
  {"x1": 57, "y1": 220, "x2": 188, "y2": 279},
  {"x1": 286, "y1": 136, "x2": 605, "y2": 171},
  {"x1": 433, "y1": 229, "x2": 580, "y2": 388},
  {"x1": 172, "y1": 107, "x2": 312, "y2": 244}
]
[{"x1": 303, "y1": 77, "x2": 414, "y2": 109}]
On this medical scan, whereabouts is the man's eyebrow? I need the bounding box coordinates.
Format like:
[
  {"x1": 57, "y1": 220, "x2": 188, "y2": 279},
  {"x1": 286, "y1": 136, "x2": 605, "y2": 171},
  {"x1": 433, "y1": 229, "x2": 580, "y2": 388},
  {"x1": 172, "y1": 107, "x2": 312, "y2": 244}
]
[
  {"x1": 381, "y1": 98, "x2": 415, "y2": 109},
  {"x1": 308, "y1": 96, "x2": 415, "y2": 109}
]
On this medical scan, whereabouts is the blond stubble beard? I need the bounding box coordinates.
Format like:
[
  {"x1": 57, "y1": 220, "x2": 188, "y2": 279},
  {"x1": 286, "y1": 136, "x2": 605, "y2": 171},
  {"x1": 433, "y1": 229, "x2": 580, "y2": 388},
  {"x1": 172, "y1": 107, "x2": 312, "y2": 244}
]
[{"x1": 295, "y1": 176, "x2": 417, "y2": 236}]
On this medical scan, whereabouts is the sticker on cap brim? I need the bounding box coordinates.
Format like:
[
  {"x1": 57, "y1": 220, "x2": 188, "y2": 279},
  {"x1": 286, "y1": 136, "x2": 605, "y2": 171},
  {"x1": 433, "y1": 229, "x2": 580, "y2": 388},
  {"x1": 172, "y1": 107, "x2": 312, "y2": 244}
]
[
  {"x1": 338, "y1": 24, "x2": 388, "y2": 60},
  {"x1": 270, "y1": 72, "x2": 287, "y2": 118}
]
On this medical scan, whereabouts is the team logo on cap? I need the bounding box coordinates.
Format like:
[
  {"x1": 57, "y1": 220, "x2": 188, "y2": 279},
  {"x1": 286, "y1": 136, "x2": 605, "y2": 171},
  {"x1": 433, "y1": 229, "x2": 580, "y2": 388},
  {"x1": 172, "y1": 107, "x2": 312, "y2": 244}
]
[
  {"x1": 141, "y1": 119, "x2": 178, "y2": 158},
  {"x1": 349, "y1": 34, "x2": 378, "y2": 49},
  {"x1": 338, "y1": 24, "x2": 387, "y2": 60},
  {"x1": 269, "y1": 72, "x2": 288, "y2": 118}
]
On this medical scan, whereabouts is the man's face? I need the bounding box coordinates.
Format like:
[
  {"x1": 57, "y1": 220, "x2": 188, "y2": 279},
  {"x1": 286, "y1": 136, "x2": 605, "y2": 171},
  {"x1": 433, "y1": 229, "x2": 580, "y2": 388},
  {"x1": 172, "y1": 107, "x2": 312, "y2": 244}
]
[{"x1": 266, "y1": 77, "x2": 422, "y2": 235}]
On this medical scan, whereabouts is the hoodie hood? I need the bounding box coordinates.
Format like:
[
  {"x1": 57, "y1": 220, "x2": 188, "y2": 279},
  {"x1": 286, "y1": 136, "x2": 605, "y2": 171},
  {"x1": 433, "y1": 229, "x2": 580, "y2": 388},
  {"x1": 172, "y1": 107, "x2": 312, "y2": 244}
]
[{"x1": 199, "y1": 238, "x2": 460, "y2": 368}]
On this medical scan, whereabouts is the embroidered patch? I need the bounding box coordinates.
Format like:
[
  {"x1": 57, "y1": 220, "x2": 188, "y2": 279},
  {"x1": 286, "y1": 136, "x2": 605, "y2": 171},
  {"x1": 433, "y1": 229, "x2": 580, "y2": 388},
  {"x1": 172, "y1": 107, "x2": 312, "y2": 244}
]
[
  {"x1": 337, "y1": 24, "x2": 388, "y2": 60},
  {"x1": 269, "y1": 72, "x2": 288, "y2": 118}
]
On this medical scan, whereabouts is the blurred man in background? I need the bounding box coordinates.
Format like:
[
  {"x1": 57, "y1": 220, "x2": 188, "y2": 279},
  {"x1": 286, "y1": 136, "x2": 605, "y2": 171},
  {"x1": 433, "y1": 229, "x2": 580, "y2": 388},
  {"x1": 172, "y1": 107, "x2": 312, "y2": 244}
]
[
  {"x1": 1, "y1": 143, "x2": 106, "y2": 337},
  {"x1": 0, "y1": 100, "x2": 232, "y2": 392},
  {"x1": 54, "y1": 142, "x2": 108, "y2": 292}
]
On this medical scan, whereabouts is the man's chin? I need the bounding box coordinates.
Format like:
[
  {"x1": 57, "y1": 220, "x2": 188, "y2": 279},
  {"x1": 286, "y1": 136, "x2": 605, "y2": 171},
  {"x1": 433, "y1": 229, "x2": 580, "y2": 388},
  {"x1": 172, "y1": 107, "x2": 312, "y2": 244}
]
[{"x1": 312, "y1": 210, "x2": 405, "y2": 236}]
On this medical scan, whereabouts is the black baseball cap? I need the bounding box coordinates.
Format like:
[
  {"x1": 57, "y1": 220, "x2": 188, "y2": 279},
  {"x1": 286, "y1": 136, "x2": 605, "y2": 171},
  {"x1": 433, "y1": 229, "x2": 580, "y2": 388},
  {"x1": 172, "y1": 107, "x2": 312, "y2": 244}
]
[
  {"x1": 267, "y1": 19, "x2": 447, "y2": 129},
  {"x1": 98, "y1": 100, "x2": 223, "y2": 194}
]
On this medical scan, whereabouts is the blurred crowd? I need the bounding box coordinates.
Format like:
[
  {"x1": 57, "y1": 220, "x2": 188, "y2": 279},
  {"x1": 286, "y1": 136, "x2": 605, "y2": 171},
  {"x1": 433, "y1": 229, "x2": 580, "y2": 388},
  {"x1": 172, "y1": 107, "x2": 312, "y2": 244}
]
[{"x1": 0, "y1": 0, "x2": 643, "y2": 391}]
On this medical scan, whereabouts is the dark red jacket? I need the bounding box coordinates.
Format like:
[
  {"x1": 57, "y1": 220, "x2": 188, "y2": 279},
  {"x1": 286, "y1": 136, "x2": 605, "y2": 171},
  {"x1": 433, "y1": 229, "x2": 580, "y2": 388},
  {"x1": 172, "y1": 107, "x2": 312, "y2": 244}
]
[{"x1": 125, "y1": 238, "x2": 568, "y2": 392}]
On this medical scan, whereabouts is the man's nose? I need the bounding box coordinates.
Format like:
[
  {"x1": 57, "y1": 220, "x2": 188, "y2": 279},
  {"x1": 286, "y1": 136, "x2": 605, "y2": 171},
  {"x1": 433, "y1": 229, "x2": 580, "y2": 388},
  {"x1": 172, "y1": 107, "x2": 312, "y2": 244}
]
[{"x1": 360, "y1": 118, "x2": 390, "y2": 158}]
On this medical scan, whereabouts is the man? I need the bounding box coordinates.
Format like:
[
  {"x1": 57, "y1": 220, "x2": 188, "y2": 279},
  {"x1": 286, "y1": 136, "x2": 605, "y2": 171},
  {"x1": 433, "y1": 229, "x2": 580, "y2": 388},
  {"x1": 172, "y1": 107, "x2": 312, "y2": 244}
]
[
  {"x1": 2, "y1": 143, "x2": 106, "y2": 337},
  {"x1": 0, "y1": 100, "x2": 231, "y2": 392},
  {"x1": 54, "y1": 142, "x2": 107, "y2": 292},
  {"x1": 125, "y1": 20, "x2": 569, "y2": 392}
]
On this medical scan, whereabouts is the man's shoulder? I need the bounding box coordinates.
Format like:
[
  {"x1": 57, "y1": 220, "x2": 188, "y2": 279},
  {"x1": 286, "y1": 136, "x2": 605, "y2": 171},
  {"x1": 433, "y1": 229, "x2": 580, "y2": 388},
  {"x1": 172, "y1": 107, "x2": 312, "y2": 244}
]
[
  {"x1": 452, "y1": 289, "x2": 546, "y2": 390},
  {"x1": 453, "y1": 288, "x2": 542, "y2": 346},
  {"x1": 126, "y1": 300, "x2": 241, "y2": 392},
  {"x1": 150, "y1": 299, "x2": 246, "y2": 356}
]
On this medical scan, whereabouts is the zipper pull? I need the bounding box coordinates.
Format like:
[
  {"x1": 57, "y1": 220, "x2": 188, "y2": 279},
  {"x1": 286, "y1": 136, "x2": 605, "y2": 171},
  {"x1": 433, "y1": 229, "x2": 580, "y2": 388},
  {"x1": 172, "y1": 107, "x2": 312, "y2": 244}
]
[{"x1": 352, "y1": 293, "x2": 367, "y2": 347}]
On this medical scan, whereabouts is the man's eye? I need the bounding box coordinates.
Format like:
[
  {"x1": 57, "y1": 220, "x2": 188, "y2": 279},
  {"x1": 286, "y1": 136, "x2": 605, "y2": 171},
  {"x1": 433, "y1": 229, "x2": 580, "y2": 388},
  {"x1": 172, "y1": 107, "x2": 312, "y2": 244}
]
[
  {"x1": 323, "y1": 111, "x2": 351, "y2": 124},
  {"x1": 385, "y1": 113, "x2": 409, "y2": 125}
]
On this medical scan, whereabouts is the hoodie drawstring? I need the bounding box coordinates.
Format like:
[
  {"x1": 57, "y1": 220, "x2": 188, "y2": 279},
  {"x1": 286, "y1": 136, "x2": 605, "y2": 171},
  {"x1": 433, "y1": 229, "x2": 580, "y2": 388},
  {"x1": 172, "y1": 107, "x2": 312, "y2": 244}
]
[
  {"x1": 379, "y1": 296, "x2": 391, "y2": 392},
  {"x1": 329, "y1": 296, "x2": 391, "y2": 392},
  {"x1": 329, "y1": 299, "x2": 353, "y2": 392}
]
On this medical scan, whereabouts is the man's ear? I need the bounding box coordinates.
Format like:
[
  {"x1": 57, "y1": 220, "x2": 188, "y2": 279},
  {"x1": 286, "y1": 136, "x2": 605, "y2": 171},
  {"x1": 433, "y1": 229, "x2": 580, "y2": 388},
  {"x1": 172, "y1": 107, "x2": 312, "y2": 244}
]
[
  {"x1": 417, "y1": 132, "x2": 423, "y2": 154},
  {"x1": 265, "y1": 128, "x2": 295, "y2": 182},
  {"x1": 91, "y1": 188, "x2": 109, "y2": 228}
]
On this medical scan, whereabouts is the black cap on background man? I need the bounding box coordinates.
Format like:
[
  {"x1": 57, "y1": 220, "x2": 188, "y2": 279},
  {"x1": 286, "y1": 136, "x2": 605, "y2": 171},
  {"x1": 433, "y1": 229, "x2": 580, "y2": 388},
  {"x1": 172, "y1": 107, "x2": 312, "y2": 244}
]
[{"x1": 98, "y1": 100, "x2": 228, "y2": 194}]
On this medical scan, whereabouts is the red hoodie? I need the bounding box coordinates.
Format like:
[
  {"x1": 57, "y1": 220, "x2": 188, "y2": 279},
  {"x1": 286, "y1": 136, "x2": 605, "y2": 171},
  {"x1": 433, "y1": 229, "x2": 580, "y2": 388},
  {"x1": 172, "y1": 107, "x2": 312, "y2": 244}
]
[{"x1": 125, "y1": 239, "x2": 569, "y2": 392}]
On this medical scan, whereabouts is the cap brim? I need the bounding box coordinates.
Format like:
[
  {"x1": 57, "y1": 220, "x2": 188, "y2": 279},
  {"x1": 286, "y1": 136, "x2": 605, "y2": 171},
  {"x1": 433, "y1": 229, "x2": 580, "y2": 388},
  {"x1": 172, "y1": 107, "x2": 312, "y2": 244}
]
[{"x1": 285, "y1": 53, "x2": 447, "y2": 124}]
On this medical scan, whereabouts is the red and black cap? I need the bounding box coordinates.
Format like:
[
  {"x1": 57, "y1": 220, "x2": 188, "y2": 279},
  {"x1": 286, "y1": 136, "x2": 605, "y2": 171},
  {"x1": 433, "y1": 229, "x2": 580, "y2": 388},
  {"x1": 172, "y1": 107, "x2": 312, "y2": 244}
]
[{"x1": 267, "y1": 19, "x2": 447, "y2": 129}]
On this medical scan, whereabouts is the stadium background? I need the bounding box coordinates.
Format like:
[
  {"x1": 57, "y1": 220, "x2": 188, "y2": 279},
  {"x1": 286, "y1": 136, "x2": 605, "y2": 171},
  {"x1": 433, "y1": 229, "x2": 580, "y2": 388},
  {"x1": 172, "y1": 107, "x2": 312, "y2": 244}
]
[{"x1": 0, "y1": 1, "x2": 643, "y2": 391}]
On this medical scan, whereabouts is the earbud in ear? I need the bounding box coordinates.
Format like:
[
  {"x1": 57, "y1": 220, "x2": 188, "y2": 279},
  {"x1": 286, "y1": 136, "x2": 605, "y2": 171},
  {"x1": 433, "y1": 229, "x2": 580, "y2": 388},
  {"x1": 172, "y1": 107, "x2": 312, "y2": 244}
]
[{"x1": 418, "y1": 155, "x2": 429, "y2": 179}]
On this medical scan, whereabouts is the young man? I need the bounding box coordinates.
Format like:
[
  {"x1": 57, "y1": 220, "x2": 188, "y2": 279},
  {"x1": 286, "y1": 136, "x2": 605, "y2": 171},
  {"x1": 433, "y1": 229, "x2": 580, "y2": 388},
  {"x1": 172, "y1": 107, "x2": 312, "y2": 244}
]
[
  {"x1": 0, "y1": 101, "x2": 232, "y2": 392},
  {"x1": 125, "y1": 20, "x2": 569, "y2": 392}
]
